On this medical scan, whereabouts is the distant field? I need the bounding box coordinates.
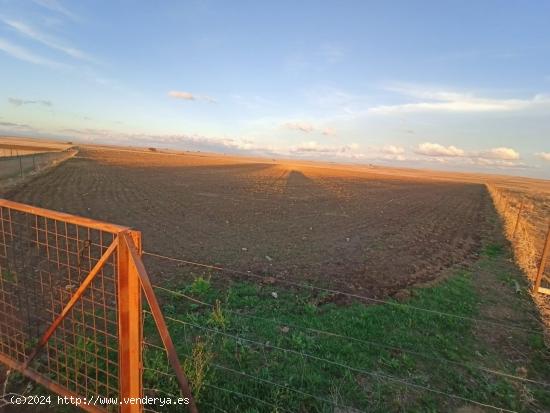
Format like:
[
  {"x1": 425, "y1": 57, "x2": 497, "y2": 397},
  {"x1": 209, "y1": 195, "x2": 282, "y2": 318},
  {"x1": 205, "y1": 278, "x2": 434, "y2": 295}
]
[{"x1": 0, "y1": 136, "x2": 73, "y2": 156}]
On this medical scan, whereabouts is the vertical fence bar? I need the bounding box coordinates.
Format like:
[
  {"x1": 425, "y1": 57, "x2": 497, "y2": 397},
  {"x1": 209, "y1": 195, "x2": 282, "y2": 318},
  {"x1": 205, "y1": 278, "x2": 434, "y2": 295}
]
[
  {"x1": 122, "y1": 233, "x2": 199, "y2": 413},
  {"x1": 118, "y1": 231, "x2": 143, "y2": 412},
  {"x1": 512, "y1": 200, "x2": 524, "y2": 239},
  {"x1": 534, "y1": 223, "x2": 550, "y2": 294}
]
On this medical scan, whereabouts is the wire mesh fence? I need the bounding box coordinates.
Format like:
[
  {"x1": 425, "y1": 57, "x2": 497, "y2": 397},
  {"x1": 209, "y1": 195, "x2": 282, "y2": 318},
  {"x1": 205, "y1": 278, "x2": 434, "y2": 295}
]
[
  {"x1": 487, "y1": 184, "x2": 550, "y2": 293},
  {"x1": 0, "y1": 200, "x2": 121, "y2": 411},
  {"x1": 0, "y1": 149, "x2": 77, "y2": 182},
  {"x1": 0, "y1": 199, "x2": 195, "y2": 413}
]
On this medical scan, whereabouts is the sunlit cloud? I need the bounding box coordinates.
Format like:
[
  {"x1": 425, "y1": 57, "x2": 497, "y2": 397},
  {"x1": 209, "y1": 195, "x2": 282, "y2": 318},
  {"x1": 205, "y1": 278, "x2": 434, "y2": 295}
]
[
  {"x1": 322, "y1": 127, "x2": 336, "y2": 136},
  {"x1": 291, "y1": 141, "x2": 360, "y2": 156},
  {"x1": 284, "y1": 121, "x2": 315, "y2": 133},
  {"x1": 412, "y1": 141, "x2": 524, "y2": 167},
  {"x1": 381, "y1": 145, "x2": 405, "y2": 155},
  {"x1": 415, "y1": 142, "x2": 465, "y2": 157},
  {"x1": 536, "y1": 152, "x2": 550, "y2": 161},
  {"x1": 478, "y1": 147, "x2": 520, "y2": 160},
  {"x1": 168, "y1": 91, "x2": 216, "y2": 103},
  {"x1": 283, "y1": 121, "x2": 336, "y2": 136}
]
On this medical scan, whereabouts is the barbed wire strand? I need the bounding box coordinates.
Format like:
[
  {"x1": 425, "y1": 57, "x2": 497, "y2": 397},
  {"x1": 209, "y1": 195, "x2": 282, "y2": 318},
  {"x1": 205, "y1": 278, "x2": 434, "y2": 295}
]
[
  {"x1": 150, "y1": 284, "x2": 550, "y2": 389},
  {"x1": 145, "y1": 310, "x2": 519, "y2": 413},
  {"x1": 143, "y1": 250, "x2": 543, "y2": 335}
]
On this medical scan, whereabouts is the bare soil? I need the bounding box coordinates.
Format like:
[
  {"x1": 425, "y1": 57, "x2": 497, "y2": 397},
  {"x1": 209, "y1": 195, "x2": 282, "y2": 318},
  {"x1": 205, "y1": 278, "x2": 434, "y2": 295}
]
[{"x1": 2, "y1": 146, "x2": 493, "y2": 298}]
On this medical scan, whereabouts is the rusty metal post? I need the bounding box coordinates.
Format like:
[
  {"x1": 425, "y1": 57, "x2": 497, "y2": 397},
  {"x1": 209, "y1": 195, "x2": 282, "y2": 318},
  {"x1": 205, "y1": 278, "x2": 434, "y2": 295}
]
[
  {"x1": 122, "y1": 233, "x2": 199, "y2": 413},
  {"x1": 534, "y1": 223, "x2": 550, "y2": 294},
  {"x1": 512, "y1": 200, "x2": 524, "y2": 239},
  {"x1": 118, "y1": 231, "x2": 143, "y2": 412}
]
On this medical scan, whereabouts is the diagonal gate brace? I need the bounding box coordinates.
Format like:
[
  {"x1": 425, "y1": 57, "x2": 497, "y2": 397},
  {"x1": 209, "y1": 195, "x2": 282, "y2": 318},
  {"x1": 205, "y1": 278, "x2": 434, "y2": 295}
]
[
  {"x1": 121, "y1": 232, "x2": 199, "y2": 413},
  {"x1": 23, "y1": 237, "x2": 119, "y2": 368}
]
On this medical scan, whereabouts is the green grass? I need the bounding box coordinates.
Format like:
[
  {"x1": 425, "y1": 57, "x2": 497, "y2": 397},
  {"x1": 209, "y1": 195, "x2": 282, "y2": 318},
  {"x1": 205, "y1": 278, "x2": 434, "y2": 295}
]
[
  {"x1": 143, "y1": 245, "x2": 550, "y2": 412},
  {"x1": 3, "y1": 238, "x2": 547, "y2": 412}
]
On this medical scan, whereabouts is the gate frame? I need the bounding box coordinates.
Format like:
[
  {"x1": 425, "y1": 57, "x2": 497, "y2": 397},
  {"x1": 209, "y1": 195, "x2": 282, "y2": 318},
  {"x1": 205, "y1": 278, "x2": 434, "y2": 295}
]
[{"x1": 0, "y1": 199, "x2": 198, "y2": 413}]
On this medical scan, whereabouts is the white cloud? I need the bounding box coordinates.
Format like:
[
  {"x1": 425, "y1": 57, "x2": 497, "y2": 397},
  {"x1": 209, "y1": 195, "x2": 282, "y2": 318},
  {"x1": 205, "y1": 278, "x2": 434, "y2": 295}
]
[
  {"x1": 536, "y1": 152, "x2": 550, "y2": 161},
  {"x1": 470, "y1": 158, "x2": 526, "y2": 168},
  {"x1": 478, "y1": 147, "x2": 520, "y2": 160},
  {"x1": 381, "y1": 145, "x2": 405, "y2": 155},
  {"x1": 1, "y1": 18, "x2": 95, "y2": 63},
  {"x1": 284, "y1": 121, "x2": 315, "y2": 133},
  {"x1": 168, "y1": 91, "x2": 195, "y2": 100},
  {"x1": 290, "y1": 141, "x2": 360, "y2": 157},
  {"x1": 415, "y1": 142, "x2": 465, "y2": 157},
  {"x1": 322, "y1": 127, "x2": 336, "y2": 136},
  {"x1": 0, "y1": 37, "x2": 64, "y2": 68},
  {"x1": 414, "y1": 142, "x2": 523, "y2": 167},
  {"x1": 283, "y1": 121, "x2": 336, "y2": 136},
  {"x1": 168, "y1": 91, "x2": 216, "y2": 103},
  {"x1": 369, "y1": 84, "x2": 550, "y2": 114}
]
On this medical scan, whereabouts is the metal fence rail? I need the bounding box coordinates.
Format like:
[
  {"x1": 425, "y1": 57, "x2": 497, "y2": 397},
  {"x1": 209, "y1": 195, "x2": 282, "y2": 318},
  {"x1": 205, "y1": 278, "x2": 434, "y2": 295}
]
[{"x1": 0, "y1": 199, "x2": 195, "y2": 413}]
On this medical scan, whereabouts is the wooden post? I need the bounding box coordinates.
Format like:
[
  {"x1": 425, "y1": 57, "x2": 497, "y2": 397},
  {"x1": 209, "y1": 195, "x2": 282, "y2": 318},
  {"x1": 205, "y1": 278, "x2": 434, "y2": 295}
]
[
  {"x1": 118, "y1": 231, "x2": 143, "y2": 412},
  {"x1": 512, "y1": 201, "x2": 524, "y2": 239},
  {"x1": 534, "y1": 223, "x2": 550, "y2": 294},
  {"x1": 19, "y1": 153, "x2": 23, "y2": 177}
]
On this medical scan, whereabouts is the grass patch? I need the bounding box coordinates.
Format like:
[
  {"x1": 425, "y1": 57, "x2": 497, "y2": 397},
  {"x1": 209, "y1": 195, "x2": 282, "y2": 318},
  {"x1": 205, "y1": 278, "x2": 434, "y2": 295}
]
[{"x1": 143, "y1": 261, "x2": 549, "y2": 412}]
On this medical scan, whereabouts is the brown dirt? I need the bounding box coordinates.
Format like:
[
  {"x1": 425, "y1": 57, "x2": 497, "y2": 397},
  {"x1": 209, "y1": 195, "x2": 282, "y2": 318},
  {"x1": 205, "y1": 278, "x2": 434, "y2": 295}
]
[{"x1": 1, "y1": 145, "x2": 493, "y2": 298}]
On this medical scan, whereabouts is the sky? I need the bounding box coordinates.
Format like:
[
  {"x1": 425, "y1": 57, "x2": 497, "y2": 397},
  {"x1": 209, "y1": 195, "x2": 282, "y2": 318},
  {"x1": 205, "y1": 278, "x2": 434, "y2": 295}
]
[{"x1": 0, "y1": 1, "x2": 549, "y2": 178}]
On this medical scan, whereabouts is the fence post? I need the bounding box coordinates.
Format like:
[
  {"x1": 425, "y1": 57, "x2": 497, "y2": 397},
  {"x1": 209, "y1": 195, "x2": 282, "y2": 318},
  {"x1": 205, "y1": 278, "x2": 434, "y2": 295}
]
[
  {"x1": 534, "y1": 223, "x2": 550, "y2": 294},
  {"x1": 19, "y1": 154, "x2": 23, "y2": 177},
  {"x1": 512, "y1": 200, "x2": 524, "y2": 239},
  {"x1": 118, "y1": 231, "x2": 143, "y2": 412}
]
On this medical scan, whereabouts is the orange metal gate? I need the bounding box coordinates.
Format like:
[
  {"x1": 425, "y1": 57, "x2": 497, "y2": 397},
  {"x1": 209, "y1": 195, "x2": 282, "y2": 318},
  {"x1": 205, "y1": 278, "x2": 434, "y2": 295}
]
[{"x1": 0, "y1": 199, "x2": 197, "y2": 412}]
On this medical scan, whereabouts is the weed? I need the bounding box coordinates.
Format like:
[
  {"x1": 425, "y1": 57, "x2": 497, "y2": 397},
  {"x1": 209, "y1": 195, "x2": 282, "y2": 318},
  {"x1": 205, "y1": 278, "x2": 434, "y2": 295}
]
[
  {"x1": 208, "y1": 299, "x2": 227, "y2": 330},
  {"x1": 188, "y1": 275, "x2": 211, "y2": 297},
  {"x1": 183, "y1": 336, "x2": 213, "y2": 401}
]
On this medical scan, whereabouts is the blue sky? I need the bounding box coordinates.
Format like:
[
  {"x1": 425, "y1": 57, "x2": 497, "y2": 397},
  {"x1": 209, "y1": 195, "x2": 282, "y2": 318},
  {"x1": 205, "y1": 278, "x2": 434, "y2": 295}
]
[{"x1": 1, "y1": 1, "x2": 549, "y2": 177}]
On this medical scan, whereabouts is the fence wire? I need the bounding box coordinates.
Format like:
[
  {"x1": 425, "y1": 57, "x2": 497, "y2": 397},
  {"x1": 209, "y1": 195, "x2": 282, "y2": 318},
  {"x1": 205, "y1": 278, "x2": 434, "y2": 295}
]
[{"x1": 141, "y1": 248, "x2": 550, "y2": 413}]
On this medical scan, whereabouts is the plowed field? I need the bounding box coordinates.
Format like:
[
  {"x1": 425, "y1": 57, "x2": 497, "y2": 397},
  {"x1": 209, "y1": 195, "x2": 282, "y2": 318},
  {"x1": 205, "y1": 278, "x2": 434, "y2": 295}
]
[{"x1": 2, "y1": 146, "x2": 492, "y2": 297}]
